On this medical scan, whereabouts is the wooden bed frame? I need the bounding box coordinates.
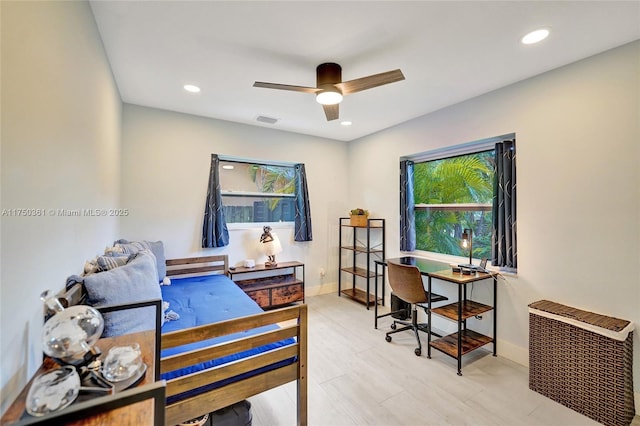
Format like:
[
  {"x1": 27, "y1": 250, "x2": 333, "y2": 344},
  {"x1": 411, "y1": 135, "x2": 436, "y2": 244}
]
[
  {"x1": 162, "y1": 255, "x2": 308, "y2": 425},
  {"x1": 53, "y1": 254, "x2": 308, "y2": 426}
]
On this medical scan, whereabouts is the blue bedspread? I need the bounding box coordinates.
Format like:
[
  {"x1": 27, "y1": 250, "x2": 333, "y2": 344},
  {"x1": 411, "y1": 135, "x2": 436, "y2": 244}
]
[{"x1": 160, "y1": 274, "x2": 295, "y2": 402}]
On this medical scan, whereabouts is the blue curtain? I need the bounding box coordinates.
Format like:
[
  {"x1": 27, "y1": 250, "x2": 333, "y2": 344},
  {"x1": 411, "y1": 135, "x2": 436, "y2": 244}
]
[
  {"x1": 294, "y1": 163, "x2": 313, "y2": 241},
  {"x1": 400, "y1": 160, "x2": 416, "y2": 251},
  {"x1": 202, "y1": 154, "x2": 229, "y2": 248},
  {"x1": 492, "y1": 140, "x2": 517, "y2": 268}
]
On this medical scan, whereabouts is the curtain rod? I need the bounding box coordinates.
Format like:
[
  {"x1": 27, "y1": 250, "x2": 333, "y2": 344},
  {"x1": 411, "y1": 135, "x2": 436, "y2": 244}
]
[{"x1": 217, "y1": 154, "x2": 297, "y2": 167}]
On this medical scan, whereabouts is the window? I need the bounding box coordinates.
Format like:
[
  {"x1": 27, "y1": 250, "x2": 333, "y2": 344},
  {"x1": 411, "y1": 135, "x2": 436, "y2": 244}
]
[
  {"x1": 404, "y1": 134, "x2": 517, "y2": 269},
  {"x1": 219, "y1": 159, "x2": 296, "y2": 224},
  {"x1": 413, "y1": 149, "x2": 494, "y2": 258}
]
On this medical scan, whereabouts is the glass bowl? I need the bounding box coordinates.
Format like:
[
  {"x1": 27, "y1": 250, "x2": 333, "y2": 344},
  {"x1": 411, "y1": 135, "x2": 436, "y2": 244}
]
[{"x1": 26, "y1": 366, "x2": 80, "y2": 416}]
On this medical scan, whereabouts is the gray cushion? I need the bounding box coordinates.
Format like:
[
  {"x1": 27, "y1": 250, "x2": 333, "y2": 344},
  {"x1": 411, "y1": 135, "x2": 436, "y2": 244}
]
[
  {"x1": 112, "y1": 239, "x2": 167, "y2": 283},
  {"x1": 95, "y1": 254, "x2": 130, "y2": 272},
  {"x1": 84, "y1": 251, "x2": 161, "y2": 337}
]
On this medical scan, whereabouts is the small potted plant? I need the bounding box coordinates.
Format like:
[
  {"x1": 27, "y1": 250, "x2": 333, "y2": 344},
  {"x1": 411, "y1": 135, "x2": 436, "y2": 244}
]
[{"x1": 349, "y1": 208, "x2": 370, "y2": 227}]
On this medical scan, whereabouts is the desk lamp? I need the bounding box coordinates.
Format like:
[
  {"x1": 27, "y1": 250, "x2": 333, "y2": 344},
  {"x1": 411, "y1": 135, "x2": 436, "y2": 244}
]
[
  {"x1": 460, "y1": 228, "x2": 475, "y2": 270},
  {"x1": 260, "y1": 226, "x2": 282, "y2": 267}
]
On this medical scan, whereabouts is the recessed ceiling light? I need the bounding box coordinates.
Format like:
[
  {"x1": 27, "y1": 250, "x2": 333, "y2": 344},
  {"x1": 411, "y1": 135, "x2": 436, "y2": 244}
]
[
  {"x1": 521, "y1": 28, "x2": 550, "y2": 45},
  {"x1": 184, "y1": 84, "x2": 201, "y2": 93},
  {"x1": 341, "y1": 121, "x2": 352, "y2": 126},
  {"x1": 222, "y1": 165, "x2": 234, "y2": 170}
]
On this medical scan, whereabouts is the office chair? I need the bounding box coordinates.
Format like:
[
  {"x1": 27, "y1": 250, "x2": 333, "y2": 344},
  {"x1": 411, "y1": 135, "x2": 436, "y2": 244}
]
[{"x1": 385, "y1": 261, "x2": 448, "y2": 356}]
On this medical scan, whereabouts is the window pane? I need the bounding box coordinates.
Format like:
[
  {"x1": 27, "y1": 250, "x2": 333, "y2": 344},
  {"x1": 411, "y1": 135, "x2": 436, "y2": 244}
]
[
  {"x1": 415, "y1": 209, "x2": 493, "y2": 258},
  {"x1": 219, "y1": 160, "x2": 295, "y2": 224},
  {"x1": 221, "y1": 196, "x2": 295, "y2": 223},
  {"x1": 219, "y1": 161, "x2": 294, "y2": 195},
  {"x1": 413, "y1": 150, "x2": 494, "y2": 258}
]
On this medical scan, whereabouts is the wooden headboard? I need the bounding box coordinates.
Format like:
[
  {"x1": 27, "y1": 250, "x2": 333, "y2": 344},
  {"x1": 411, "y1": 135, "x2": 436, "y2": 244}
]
[{"x1": 165, "y1": 255, "x2": 229, "y2": 277}]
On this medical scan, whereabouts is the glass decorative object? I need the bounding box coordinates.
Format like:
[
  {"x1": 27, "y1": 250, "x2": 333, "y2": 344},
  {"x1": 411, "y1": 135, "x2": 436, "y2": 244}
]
[
  {"x1": 40, "y1": 290, "x2": 104, "y2": 366},
  {"x1": 102, "y1": 344, "x2": 142, "y2": 382},
  {"x1": 26, "y1": 366, "x2": 80, "y2": 416}
]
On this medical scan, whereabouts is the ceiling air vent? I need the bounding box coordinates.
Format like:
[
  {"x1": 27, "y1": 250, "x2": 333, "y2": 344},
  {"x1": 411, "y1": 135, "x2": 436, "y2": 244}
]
[{"x1": 256, "y1": 115, "x2": 278, "y2": 125}]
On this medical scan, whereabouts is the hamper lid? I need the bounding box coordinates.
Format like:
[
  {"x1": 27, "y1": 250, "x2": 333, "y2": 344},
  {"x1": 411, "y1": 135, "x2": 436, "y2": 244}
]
[{"x1": 528, "y1": 300, "x2": 634, "y2": 341}]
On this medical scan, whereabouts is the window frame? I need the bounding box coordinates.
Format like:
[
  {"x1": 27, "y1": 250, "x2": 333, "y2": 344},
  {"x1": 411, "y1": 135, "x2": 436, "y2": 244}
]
[{"x1": 403, "y1": 134, "x2": 516, "y2": 271}]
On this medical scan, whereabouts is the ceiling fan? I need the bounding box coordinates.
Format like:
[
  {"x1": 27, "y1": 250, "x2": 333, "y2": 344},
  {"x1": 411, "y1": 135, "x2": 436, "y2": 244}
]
[{"x1": 253, "y1": 63, "x2": 405, "y2": 121}]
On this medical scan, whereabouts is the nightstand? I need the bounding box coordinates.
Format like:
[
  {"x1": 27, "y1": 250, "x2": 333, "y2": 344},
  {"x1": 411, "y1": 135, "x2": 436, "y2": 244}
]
[{"x1": 1, "y1": 330, "x2": 165, "y2": 425}]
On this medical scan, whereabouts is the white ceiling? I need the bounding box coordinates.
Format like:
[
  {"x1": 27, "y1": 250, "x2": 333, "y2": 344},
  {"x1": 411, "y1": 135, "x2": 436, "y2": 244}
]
[{"x1": 89, "y1": 1, "x2": 640, "y2": 142}]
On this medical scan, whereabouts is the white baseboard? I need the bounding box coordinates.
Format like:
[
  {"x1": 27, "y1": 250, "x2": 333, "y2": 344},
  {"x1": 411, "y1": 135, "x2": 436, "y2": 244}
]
[
  {"x1": 305, "y1": 281, "x2": 338, "y2": 297},
  {"x1": 495, "y1": 338, "x2": 529, "y2": 367}
]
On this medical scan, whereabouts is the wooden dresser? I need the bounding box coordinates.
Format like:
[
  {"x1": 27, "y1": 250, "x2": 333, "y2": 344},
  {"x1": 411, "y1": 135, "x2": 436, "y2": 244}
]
[{"x1": 230, "y1": 261, "x2": 305, "y2": 309}]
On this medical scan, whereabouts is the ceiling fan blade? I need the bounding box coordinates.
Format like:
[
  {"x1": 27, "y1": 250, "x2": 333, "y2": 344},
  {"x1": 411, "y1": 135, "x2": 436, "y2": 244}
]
[
  {"x1": 338, "y1": 69, "x2": 405, "y2": 95},
  {"x1": 322, "y1": 104, "x2": 339, "y2": 121},
  {"x1": 253, "y1": 81, "x2": 319, "y2": 94}
]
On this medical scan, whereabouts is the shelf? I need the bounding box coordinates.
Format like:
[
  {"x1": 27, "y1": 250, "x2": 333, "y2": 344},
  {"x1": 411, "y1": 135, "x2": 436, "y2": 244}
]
[
  {"x1": 338, "y1": 217, "x2": 385, "y2": 310},
  {"x1": 340, "y1": 266, "x2": 381, "y2": 279},
  {"x1": 230, "y1": 261, "x2": 303, "y2": 274},
  {"x1": 340, "y1": 245, "x2": 384, "y2": 254},
  {"x1": 431, "y1": 300, "x2": 493, "y2": 321},
  {"x1": 340, "y1": 288, "x2": 381, "y2": 306},
  {"x1": 429, "y1": 329, "x2": 493, "y2": 358}
]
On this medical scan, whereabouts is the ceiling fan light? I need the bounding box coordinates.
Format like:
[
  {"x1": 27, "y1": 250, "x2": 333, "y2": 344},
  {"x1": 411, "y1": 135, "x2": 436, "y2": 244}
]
[{"x1": 316, "y1": 90, "x2": 343, "y2": 105}]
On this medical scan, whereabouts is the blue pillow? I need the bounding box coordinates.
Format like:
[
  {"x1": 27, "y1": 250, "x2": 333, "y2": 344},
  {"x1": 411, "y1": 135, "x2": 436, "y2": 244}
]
[{"x1": 84, "y1": 251, "x2": 161, "y2": 337}]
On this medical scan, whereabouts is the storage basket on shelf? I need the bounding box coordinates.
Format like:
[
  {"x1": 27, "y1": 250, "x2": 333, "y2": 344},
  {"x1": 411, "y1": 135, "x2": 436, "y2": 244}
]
[
  {"x1": 528, "y1": 300, "x2": 635, "y2": 426},
  {"x1": 349, "y1": 214, "x2": 369, "y2": 227}
]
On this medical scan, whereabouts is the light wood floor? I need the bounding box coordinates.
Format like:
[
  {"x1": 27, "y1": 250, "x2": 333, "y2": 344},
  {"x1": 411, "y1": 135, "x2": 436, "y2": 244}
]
[{"x1": 249, "y1": 293, "x2": 639, "y2": 426}]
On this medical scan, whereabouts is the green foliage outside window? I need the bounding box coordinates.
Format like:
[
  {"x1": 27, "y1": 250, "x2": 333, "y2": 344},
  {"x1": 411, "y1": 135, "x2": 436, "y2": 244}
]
[
  {"x1": 414, "y1": 150, "x2": 494, "y2": 258},
  {"x1": 250, "y1": 165, "x2": 295, "y2": 211}
]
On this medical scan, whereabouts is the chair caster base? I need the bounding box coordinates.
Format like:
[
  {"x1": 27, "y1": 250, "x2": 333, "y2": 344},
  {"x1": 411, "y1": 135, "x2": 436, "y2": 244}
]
[
  {"x1": 385, "y1": 335, "x2": 392, "y2": 342},
  {"x1": 414, "y1": 348, "x2": 421, "y2": 356}
]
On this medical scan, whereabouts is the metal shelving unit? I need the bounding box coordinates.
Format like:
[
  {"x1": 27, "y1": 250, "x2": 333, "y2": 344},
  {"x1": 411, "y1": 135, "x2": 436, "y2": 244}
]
[{"x1": 338, "y1": 217, "x2": 385, "y2": 309}]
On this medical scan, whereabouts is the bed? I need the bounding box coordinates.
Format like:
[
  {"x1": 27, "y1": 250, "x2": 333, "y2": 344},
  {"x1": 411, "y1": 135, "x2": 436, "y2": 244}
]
[
  {"x1": 161, "y1": 255, "x2": 308, "y2": 425},
  {"x1": 54, "y1": 254, "x2": 307, "y2": 426}
]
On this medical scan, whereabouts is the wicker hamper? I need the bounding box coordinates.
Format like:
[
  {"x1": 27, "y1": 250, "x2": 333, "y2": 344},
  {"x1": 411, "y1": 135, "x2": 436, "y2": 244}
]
[{"x1": 528, "y1": 300, "x2": 635, "y2": 426}]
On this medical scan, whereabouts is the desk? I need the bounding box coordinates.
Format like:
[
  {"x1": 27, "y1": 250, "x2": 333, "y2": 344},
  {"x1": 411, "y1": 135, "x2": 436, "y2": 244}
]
[
  {"x1": 1, "y1": 330, "x2": 165, "y2": 425},
  {"x1": 374, "y1": 256, "x2": 497, "y2": 375}
]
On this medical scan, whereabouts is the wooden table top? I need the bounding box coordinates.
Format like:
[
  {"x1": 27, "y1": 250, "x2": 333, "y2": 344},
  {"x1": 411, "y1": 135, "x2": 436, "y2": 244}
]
[
  {"x1": 1, "y1": 330, "x2": 157, "y2": 425},
  {"x1": 231, "y1": 260, "x2": 303, "y2": 274},
  {"x1": 428, "y1": 268, "x2": 497, "y2": 284}
]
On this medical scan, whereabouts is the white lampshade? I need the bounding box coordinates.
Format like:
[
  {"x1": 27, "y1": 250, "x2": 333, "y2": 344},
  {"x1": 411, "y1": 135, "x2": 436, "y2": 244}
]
[{"x1": 262, "y1": 232, "x2": 282, "y2": 256}]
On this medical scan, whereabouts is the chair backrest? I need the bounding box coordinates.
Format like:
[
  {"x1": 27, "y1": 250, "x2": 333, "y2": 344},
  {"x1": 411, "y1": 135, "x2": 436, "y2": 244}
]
[{"x1": 387, "y1": 262, "x2": 428, "y2": 304}]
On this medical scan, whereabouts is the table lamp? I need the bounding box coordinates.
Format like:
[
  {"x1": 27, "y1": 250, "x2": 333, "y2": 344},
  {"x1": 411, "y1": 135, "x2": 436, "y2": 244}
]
[
  {"x1": 460, "y1": 228, "x2": 475, "y2": 269},
  {"x1": 260, "y1": 226, "x2": 282, "y2": 267}
]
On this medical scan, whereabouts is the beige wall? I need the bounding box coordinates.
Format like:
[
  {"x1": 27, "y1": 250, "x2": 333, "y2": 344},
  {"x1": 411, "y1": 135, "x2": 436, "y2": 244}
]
[
  {"x1": 348, "y1": 41, "x2": 640, "y2": 391},
  {"x1": 119, "y1": 104, "x2": 349, "y2": 292},
  {"x1": 1, "y1": 1, "x2": 122, "y2": 413}
]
